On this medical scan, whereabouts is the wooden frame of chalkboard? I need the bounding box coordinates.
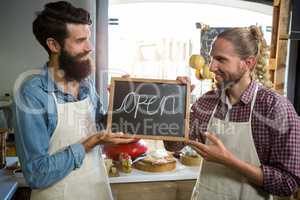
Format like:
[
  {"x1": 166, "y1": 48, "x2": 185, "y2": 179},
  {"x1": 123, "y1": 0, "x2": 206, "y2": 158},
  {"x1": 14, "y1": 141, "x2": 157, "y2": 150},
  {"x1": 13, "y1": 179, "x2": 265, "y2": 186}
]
[{"x1": 107, "y1": 77, "x2": 190, "y2": 141}]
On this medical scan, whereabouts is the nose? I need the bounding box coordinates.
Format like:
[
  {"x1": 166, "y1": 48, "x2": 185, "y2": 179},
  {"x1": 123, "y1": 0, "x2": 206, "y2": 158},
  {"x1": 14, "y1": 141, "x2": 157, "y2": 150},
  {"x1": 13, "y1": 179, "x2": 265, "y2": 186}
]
[{"x1": 85, "y1": 40, "x2": 92, "y2": 53}]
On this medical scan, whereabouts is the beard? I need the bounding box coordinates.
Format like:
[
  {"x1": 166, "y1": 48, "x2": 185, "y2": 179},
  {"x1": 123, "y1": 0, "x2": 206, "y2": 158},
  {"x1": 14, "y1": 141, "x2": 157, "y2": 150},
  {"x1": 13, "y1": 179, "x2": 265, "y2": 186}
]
[
  {"x1": 215, "y1": 68, "x2": 247, "y2": 91},
  {"x1": 59, "y1": 49, "x2": 92, "y2": 82}
]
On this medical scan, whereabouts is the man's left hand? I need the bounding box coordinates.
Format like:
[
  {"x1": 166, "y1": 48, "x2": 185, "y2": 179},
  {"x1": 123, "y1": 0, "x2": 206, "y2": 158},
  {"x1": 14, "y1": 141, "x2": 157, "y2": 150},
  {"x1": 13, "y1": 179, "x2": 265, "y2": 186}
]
[
  {"x1": 188, "y1": 132, "x2": 235, "y2": 166},
  {"x1": 97, "y1": 131, "x2": 139, "y2": 145}
]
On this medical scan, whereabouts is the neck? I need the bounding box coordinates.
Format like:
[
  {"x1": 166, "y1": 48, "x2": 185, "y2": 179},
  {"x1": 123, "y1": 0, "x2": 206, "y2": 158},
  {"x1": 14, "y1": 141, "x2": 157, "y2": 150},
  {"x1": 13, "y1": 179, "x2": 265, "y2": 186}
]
[
  {"x1": 226, "y1": 74, "x2": 252, "y2": 105},
  {"x1": 48, "y1": 55, "x2": 79, "y2": 97}
]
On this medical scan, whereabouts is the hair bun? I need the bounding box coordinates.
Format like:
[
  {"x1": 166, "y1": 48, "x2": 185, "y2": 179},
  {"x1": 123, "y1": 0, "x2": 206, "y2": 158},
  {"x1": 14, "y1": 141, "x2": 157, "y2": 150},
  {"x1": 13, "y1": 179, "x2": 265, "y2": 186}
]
[{"x1": 248, "y1": 25, "x2": 263, "y2": 41}]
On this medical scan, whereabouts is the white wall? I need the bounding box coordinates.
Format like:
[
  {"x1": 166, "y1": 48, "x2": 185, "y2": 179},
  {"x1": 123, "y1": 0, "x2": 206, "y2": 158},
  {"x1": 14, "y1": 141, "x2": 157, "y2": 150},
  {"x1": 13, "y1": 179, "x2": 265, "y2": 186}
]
[{"x1": 0, "y1": 0, "x2": 95, "y2": 97}]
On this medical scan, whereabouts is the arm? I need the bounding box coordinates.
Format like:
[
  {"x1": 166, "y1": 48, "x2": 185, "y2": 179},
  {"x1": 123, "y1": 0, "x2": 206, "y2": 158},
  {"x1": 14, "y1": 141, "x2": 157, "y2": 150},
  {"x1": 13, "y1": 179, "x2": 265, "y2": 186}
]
[
  {"x1": 82, "y1": 131, "x2": 138, "y2": 152},
  {"x1": 225, "y1": 152, "x2": 263, "y2": 186},
  {"x1": 260, "y1": 100, "x2": 300, "y2": 196},
  {"x1": 14, "y1": 84, "x2": 85, "y2": 189},
  {"x1": 189, "y1": 99, "x2": 300, "y2": 196},
  {"x1": 188, "y1": 133, "x2": 263, "y2": 186}
]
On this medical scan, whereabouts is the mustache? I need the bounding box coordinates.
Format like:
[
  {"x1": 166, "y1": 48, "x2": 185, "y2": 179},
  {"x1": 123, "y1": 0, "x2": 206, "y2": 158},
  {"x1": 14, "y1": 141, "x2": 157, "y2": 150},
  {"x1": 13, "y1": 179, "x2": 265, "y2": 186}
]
[
  {"x1": 214, "y1": 70, "x2": 225, "y2": 76},
  {"x1": 73, "y1": 52, "x2": 90, "y2": 60}
]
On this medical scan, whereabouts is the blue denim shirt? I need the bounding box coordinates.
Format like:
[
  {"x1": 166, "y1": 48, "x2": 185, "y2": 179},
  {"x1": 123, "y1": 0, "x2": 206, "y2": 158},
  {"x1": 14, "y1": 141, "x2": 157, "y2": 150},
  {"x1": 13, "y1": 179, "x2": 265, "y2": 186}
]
[{"x1": 14, "y1": 65, "x2": 106, "y2": 189}]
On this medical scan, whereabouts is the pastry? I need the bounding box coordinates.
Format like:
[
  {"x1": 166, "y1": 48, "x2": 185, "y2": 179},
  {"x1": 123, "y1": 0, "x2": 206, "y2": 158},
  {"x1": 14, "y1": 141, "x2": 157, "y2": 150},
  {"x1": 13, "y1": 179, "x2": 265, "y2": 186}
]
[
  {"x1": 180, "y1": 146, "x2": 202, "y2": 166},
  {"x1": 134, "y1": 149, "x2": 176, "y2": 172},
  {"x1": 109, "y1": 166, "x2": 120, "y2": 177}
]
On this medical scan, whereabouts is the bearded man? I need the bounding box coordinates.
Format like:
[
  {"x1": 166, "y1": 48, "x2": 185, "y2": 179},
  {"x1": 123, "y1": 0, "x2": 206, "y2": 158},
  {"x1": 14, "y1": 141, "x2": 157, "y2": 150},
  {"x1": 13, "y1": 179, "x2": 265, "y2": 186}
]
[{"x1": 14, "y1": 2, "x2": 135, "y2": 200}]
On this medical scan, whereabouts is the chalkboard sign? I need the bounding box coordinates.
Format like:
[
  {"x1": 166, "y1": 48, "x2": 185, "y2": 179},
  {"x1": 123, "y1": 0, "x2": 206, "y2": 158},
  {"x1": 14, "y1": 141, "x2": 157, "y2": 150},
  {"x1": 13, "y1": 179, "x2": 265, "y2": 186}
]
[{"x1": 107, "y1": 77, "x2": 190, "y2": 141}]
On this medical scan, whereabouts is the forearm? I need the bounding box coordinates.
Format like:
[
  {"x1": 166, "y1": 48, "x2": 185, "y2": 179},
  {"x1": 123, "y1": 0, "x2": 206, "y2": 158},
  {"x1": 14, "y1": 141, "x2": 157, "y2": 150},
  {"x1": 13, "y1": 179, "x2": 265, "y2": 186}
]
[
  {"x1": 260, "y1": 165, "x2": 299, "y2": 196},
  {"x1": 216, "y1": 154, "x2": 300, "y2": 198},
  {"x1": 223, "y1": 154, "x2": 299, "y2": 196},
  {"x1": 21, "y1": 144, "x2": 85, "y2": 189},
  {"x1": 225, "y1": 156, "x2": 299, "y2": 196},
  {"x1": 82, "y1": 134, "x2": 100, "y2": 152},
  {"x1": 225, "y1": 155, "x2": 263, "y2": 187}
]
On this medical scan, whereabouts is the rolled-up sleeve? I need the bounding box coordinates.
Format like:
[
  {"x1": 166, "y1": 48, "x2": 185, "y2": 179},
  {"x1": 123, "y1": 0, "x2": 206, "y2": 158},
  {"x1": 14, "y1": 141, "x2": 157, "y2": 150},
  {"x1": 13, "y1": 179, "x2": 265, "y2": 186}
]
[
  {"x1": 14, "y1": 83, "x2": 85, "y2": 189},
  {"x1": 261, "y1": 98, "x2": 300, "y2": 196}
]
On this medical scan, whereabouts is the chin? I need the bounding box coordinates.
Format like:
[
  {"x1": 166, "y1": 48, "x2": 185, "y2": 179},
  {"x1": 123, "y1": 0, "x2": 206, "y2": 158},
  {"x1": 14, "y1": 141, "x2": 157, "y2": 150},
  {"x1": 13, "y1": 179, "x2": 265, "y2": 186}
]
[
  {"x1": 215, "y1": 79, "x2": 233, "y2": 90},
  {"x1": 214, "y1": 77, "x2": 224, "y2": 85}
]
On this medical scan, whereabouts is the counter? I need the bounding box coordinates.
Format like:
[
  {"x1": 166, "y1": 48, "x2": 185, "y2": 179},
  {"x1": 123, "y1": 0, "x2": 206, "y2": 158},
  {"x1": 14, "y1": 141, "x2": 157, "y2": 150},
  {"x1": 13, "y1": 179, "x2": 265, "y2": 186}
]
[
  {"x1": 1, "y1": 157, "x2": 199, "y2": 200},
  {"x1": 110, "y1": 160, "x2": 200, "y2": 183},
  {"x1": 4, "y1": 157, "x2": 199, "y2": 185},
  {"x1": 0, "y1": 169, "x2": 18, "y2": 200},
  {"x1": 109, "y1": 161, "x2": 199, "y2": 200}
]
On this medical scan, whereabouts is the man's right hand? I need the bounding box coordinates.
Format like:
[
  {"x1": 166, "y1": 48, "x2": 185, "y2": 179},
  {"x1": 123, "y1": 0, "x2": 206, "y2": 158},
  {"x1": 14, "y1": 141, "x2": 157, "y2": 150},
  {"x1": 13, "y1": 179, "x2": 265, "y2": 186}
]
[
  {"x1": 82, "y1": 131, "x2": 138, "y2": 152},
  {"x1": 176, "y1": 76, "x2": 195, "y2": 92}
]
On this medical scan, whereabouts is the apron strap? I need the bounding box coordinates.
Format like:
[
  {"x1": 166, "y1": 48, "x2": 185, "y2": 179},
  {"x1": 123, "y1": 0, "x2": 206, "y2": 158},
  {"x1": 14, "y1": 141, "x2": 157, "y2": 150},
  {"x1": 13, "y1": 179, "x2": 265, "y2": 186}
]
[
  {"x1": 207, "y1": 102, "x2": 219, "y2": 127},
  {"x1": 51, "y1": 92, "x2": 59, "y2": 106},
  {"x1": 249, "y1": 85, "x2": 259, "y2": 122}
]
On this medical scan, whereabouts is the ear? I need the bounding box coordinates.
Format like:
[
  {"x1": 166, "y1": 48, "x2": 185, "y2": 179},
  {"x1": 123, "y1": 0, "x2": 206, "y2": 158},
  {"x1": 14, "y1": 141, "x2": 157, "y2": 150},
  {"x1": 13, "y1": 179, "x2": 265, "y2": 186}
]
[
  {"x1": 46, "y1": 38, "x2": 61, "y2": 54},
  {"x1": 242, "y1": 56, "x2": 256, "y2": 71}
]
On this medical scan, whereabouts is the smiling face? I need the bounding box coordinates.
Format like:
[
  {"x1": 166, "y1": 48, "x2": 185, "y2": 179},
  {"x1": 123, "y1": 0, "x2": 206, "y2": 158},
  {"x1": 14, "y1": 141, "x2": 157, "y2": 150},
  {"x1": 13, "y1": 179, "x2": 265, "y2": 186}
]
[
  {"x1": 59, "y1": 23, "x2": 93, "y2": 82},
  {"x1": 209, "y1": 38, "x2": 250, "y2": 89}
]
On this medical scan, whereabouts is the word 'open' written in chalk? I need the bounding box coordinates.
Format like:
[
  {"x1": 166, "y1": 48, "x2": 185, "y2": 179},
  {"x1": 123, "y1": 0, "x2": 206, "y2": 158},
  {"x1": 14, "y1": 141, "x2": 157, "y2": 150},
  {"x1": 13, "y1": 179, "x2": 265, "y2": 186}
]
[{"x1": 115, "y1": 92, "x2": 177, "y2": 119}]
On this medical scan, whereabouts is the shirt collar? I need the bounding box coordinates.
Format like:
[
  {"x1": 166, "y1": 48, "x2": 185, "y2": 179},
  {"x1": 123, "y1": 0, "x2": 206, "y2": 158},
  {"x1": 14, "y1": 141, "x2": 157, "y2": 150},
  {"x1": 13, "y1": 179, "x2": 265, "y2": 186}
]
[
  {"x1": 39, "y1": 64, "x2": 57, "y2": 93},
  {"x1": 239, "y1": 80, "x2": 258, "y2": 105},
  {"x1": 218, "y1": 80, "x2": 258, "y2": 106}
]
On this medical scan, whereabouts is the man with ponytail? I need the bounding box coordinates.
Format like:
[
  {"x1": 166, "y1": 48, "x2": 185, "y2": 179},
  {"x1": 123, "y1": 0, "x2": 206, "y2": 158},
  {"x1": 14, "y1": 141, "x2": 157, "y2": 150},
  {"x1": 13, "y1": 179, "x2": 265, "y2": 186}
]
[{"x1": 167, "y1": 26, "x2": 300, "y2": 199}]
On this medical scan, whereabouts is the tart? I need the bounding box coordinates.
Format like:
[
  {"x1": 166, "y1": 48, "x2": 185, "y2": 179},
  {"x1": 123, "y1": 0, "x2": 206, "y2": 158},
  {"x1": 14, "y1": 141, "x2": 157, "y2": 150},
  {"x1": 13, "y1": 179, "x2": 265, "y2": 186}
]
[
  {"x1": 134, "y1": 150, "x2": 176, "y2": 172},
  {"x1": 179, "y1": 146, "x2": 202, "y2": 166}
]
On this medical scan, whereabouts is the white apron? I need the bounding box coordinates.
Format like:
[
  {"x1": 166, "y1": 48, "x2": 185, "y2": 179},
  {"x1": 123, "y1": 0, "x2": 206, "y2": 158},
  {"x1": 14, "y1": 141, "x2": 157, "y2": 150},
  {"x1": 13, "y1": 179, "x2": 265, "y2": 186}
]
[
  {"x1": 31, "y1": 93, "x2": 113, "y2": 200},
  {"x1": 191, "y1": 86, "x2": 272, "y2": 200}
]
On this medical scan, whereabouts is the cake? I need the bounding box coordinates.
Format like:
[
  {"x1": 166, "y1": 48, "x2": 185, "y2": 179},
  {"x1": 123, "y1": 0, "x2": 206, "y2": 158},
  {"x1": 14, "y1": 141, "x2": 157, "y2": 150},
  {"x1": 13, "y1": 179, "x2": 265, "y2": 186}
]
[
  {"x1": 179, "y1": 146, "x2": 202, "y2": 166},
  {"x1": 133, "y1": 149, "x2": 176, "y2": 172}
]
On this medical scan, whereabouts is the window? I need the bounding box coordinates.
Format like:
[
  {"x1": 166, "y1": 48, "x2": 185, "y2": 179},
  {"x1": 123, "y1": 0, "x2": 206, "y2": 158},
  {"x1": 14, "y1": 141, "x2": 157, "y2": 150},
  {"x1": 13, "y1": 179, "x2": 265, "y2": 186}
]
[{"x1": 108, "y1": 2, "x2": 272, "y2": 99}]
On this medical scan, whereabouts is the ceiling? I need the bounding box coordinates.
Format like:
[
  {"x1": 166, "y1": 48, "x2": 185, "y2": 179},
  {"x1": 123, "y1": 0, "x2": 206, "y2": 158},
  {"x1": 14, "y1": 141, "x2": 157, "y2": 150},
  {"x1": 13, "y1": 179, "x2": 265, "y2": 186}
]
[{"x1": 110, "y1": 0, "x2": 273, "y2": 15}]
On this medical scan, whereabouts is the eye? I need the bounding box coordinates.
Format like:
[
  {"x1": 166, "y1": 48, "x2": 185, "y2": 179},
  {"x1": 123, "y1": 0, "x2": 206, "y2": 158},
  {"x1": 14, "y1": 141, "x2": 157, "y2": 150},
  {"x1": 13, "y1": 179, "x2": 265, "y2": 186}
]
[
  {"x1": 76, "y1": 38, "x2": 86, "y2": 44},
  {"x1": 216, "y1": 57, "x2": 226, "y2": 63}
]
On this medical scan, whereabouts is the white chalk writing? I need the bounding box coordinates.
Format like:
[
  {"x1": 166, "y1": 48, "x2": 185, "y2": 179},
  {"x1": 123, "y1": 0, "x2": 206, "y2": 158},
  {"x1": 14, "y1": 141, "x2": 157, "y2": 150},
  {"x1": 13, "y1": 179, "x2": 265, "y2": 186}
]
[{"x1": 115, "y1": 92, "x2": 176, "y2": 119}]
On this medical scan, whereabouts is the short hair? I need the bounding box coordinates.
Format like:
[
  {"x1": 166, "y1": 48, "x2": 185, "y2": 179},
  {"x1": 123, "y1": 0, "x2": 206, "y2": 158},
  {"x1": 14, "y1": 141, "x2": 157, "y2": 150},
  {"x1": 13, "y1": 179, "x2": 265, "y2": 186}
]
[{"x1": 32, "y1": 1, "x2": 92, "y2": 55}]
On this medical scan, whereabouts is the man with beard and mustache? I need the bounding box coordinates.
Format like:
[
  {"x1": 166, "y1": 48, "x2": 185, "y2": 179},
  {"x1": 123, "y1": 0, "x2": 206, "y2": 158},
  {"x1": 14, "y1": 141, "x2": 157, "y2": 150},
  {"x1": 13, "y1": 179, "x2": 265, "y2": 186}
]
[
  {"x1": 14, "y1": 2, "x2": 136, "y2": 200},
  {"x1": 165, "y1": 26, "x2": 300, "y2": 199}
]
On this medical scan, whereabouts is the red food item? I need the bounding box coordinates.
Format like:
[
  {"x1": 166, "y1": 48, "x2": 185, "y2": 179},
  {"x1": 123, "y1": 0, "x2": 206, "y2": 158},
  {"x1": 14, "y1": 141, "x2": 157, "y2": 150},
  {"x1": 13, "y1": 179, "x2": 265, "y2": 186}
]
[
  {"x1": 119, "y1": 152, "x2": 130, "y2": 161},
  {"x1": 103, "y1": 139, "x2": 148, "y2": 160}
]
